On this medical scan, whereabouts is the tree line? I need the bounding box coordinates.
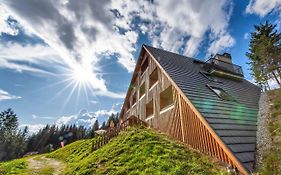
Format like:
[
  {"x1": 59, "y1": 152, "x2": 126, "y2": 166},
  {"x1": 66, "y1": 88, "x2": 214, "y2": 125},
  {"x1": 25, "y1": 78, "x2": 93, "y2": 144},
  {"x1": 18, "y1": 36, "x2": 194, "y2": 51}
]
[
  {"x1": 0, "y1": 108, "x2": 119, "y2": 162},
  {"x1": 247, "y1": 21, "x2": 281, "y2": 90}
]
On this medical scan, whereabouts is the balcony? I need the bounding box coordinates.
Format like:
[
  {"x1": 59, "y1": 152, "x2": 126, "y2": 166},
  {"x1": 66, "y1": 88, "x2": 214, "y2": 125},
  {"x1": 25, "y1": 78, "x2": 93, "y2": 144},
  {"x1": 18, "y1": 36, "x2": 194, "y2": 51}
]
[{"x1": 203, "y1": 58, "x2": 244, "y2": 79}]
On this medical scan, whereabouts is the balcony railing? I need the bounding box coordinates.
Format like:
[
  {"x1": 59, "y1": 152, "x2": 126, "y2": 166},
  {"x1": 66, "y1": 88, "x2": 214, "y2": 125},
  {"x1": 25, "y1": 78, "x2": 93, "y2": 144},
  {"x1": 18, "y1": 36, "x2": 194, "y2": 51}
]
[{"x1": 204, "y1": 58, "x2": 243, "y2": 77}]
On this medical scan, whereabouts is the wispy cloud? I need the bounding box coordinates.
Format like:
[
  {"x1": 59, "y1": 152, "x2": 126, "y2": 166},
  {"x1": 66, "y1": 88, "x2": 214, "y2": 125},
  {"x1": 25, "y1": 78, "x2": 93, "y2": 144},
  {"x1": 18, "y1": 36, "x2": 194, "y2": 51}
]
[
  {"x1": 112, "y1": 0, "x2": 235, "y2": 57},
  {"x1": 1, "y1": 0, "x2": 137, "y2": 72},
  {"x1": 1, "y1": 0, "x2": 236, "y2": 100},
  {"x1": 0, "y1": 4, "x2": 18, "y2": 35},
  {"x1": 0, "y1": 89, "x2": 21, "y2": 101},
  {"x1": 1, "y1": 0, "x2": 135, "y2": 98},
  {"x1": 246, "y1": 0, "x2": 281, "y2": 17},
  {"x1": 0, "y1": 42, "x2": 60, "y2": 75}
]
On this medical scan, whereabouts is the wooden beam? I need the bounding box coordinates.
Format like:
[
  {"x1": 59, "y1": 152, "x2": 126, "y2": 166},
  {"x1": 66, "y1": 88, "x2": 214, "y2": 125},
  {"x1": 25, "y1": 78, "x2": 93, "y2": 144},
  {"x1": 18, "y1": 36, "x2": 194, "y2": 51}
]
[{"x1": 178, "y1": 93, "x2": 186, "y2": 142}]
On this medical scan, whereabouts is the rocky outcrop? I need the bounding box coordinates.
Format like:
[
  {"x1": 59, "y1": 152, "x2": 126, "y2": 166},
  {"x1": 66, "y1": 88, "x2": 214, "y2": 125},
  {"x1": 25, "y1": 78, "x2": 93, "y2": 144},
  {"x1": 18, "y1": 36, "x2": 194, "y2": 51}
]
[{"x1": 256, "y1": 92, "x2": 272, "y2": 168}]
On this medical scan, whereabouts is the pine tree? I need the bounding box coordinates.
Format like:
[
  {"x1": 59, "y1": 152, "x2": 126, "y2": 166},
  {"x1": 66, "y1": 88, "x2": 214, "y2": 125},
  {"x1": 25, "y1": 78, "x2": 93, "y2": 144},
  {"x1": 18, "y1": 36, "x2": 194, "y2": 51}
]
[
  {"x1": 107, "y1": 113, "x2": 115, "y2": 128},
  {"x1": 100, "y1": 121, "x2": 107, "y2": 129},
  {"x1": 0, "y1": 108, "x2": 28, "y2": 161},
  {"x1": 247, "y1": 21, "x2": 281, "y2": 88}
]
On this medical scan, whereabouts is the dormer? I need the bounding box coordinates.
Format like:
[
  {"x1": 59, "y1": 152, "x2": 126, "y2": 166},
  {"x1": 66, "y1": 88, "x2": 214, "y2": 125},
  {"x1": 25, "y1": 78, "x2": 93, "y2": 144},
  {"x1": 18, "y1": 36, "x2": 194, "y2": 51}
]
[{"x1": 203, "y1": 53, "x2": 243, "y2": 80}]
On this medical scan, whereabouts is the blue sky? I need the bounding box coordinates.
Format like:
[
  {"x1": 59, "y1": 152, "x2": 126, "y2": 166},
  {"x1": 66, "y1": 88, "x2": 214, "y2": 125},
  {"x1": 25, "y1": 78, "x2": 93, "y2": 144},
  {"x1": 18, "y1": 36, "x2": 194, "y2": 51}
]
[{"x1": 0, "y1": 0, "x2": 280, "y2": 133}]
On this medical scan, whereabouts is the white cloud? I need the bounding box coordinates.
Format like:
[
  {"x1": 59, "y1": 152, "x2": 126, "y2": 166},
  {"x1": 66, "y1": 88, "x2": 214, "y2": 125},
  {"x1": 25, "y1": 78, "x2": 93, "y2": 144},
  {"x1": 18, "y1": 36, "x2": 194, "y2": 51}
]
[
  {"x1": 246, "y1": 0, "x2": 281, "y2": 17},
  {"x1": 19, "y1": 124, "x2": 45, "y2": 134},
  {"x1": 1, "y1": 0, "x2": 236, "y2": 99},
  {"x1": 0, "y1": 89, "x2": 21, "y2": 101},
  {"x1": 1, "y1": 0, "x2": 136, "y2": 99},
  {"x1": 1, "y1": 0, "x2": 137, "y2": 73},
  {"x1": 207, "y1": 33, "x2": 235, "y2": 55},
  {"x1": 111, "y1": 0, "x2": 235, "y2": 57},
  {"x1": 0, "y1": 42, "x2": 60, "y2": 75},
  {"x1": 56, "y1": 107, "x2": 118, "y2": 128},
  {"x1": 0, "y1": 4, "x2": 19, "y2": 35}
]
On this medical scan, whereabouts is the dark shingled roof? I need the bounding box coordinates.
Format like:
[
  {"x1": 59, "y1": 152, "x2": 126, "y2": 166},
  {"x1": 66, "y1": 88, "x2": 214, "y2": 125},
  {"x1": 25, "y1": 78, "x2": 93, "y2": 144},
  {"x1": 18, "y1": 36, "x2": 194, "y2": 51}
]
[{"x1": 144, "y1": 45, "x2": 261, "y2": 173}]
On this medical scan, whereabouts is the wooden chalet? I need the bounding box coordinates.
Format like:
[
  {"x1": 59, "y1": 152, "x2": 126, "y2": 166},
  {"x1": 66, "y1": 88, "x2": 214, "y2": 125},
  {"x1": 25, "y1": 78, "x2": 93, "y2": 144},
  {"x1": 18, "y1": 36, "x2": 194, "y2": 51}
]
[{"x1": 119, "y1": 45, "x2": 261, "y2": 174}]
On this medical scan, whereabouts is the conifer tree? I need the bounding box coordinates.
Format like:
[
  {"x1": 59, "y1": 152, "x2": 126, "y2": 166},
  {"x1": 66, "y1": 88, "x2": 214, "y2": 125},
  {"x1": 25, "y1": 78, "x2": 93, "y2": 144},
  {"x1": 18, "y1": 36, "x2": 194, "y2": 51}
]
[
  {"x1": 0, "y1": 108, "x2": 28, "y2": 161},
  {"x1": 247, "y1": 21, "x2": 281, "y2": 89}
]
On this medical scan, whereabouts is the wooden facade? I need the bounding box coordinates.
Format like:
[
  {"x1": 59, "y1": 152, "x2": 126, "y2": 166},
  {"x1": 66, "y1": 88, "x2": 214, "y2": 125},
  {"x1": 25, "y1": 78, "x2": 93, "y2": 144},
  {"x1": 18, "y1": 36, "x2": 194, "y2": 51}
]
[{"x1": 119, "y1": 46, "x2": 250, "y2": 175}]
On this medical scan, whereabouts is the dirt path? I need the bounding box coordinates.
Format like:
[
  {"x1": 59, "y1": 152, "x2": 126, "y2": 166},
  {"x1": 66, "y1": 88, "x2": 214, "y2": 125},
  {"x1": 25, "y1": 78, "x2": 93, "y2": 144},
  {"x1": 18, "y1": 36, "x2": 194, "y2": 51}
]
[{"x1": 27, "y1": 156, "x2": 65, "y2": 175}]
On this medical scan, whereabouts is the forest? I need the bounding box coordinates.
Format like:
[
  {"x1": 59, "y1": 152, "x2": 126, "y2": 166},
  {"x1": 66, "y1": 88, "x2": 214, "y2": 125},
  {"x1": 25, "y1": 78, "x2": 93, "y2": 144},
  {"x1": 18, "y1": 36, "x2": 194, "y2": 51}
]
[{"x1": 0, "y1": 108, "x2": 119, "y2": 162}]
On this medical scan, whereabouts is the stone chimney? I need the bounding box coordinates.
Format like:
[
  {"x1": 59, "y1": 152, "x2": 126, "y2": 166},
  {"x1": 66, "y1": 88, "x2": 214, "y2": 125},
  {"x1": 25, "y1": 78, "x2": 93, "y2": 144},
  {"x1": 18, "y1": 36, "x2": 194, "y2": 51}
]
[{"x1": 215, "y1": 52, "x2": 232, "y2": 64}]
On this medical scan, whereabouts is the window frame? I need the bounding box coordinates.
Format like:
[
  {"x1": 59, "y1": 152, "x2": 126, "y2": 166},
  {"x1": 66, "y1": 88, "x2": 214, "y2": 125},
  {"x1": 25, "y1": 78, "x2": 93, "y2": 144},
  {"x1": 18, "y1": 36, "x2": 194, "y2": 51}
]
[{"x1": 207, "y1": 85, "x2": 236, "y2": 101}]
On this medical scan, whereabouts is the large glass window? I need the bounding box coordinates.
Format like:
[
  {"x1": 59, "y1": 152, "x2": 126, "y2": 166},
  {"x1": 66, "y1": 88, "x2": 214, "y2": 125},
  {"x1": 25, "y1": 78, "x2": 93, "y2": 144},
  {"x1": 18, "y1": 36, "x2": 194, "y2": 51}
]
[{"x1": 160, "y1": 86, "x2": 173, "y2": 110}]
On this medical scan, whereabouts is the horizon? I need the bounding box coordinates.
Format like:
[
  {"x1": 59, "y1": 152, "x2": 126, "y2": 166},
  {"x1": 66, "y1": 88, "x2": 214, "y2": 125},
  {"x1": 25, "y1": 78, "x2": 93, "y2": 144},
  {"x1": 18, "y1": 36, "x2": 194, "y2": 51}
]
[{"x1": 0, "y1": 0, "x2": 280, "y2": 133}]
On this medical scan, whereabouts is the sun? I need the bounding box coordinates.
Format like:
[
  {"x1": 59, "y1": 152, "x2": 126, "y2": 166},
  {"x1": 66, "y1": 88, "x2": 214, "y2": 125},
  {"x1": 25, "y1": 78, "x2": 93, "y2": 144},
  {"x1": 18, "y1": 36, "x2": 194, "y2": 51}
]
[
  {"x1": 48, "y1": 64, "x2": 101, "y2": 110},
  {"x1": 70, "y1": 65, "x2": 93, "y2": 84}
]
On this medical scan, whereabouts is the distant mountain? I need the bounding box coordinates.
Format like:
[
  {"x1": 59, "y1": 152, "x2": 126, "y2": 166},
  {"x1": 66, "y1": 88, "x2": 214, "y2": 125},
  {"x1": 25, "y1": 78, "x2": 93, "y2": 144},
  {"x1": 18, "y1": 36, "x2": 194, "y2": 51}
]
[{"x1": 55, "y1": 109, "x2": 116, "y2": 128}]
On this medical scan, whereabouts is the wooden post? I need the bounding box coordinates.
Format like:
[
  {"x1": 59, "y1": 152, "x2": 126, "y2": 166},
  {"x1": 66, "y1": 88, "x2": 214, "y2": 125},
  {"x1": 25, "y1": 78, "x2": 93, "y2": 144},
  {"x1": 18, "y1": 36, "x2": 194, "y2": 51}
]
[{"x1": 178, "y1": 94, "x2": 185, "y2": 143}]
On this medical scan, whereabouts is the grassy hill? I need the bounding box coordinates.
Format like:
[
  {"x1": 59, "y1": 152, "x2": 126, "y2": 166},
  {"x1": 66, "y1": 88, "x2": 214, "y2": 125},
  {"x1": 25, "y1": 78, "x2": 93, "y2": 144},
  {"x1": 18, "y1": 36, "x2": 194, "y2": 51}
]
[{"x1": 1, "y1": 127, "x2": 228, "y2": 175}]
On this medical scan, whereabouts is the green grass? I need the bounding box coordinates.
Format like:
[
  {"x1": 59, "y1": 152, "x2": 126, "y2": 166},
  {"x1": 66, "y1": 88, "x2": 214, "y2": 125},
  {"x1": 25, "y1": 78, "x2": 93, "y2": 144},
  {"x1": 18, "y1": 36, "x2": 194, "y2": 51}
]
[
  {"x1": 0, "y1": 158, "x2": 28, "y2": 175},
  {"x1": 0, "y1": 127, "x2": 228, "y2": 175},
  {"x1": 48, "y1": 126, "x2": 228, "y2": 175},
  {"x1": 37, "y1": 166, "x2": 54, "y2": 175},
  {"x1": 259, "y1": 88, "x2": 281, "y2": 175}
]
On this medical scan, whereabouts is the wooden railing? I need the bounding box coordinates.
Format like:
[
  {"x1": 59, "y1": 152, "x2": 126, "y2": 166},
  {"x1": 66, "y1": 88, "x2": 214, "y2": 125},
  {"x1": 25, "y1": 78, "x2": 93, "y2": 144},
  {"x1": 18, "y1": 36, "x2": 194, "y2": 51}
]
[{"x1": 91, "y1": 116, "x2": 147, "y2": 152}]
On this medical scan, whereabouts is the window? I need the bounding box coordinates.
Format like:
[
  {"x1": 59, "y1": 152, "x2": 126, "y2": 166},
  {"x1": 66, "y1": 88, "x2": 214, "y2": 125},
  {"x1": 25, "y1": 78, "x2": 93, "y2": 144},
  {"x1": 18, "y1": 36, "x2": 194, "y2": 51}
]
[
  {"x1": 149, "y1": 68, "x2": 158, "y2": 89},
  {"x1": 140, "y1": 58, "x2": 148, "y2": 75},
  {"x1": 132, "y1": 91, "x2": 137, "y2": 106},
  {"x1": 160, "y1": 86, "x2": 173, "y2": 110},
  {"x1": 139, "y1": 82, "x2": 145, "y2": 98},
  {"x1": 146, "y1": 99, "x2": 154, "y2": 118},
  {"x1": 207, "y1": 85, "x2": 235, "y2": 101}
]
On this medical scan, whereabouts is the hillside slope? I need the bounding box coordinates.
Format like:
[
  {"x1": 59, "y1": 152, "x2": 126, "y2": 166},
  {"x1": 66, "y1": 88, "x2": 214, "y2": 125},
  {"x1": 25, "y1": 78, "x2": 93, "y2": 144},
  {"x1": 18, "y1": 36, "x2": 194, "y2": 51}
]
[
  {"x1": 1, "y1": 127, "x2": 228, "y2": 175},
  {"x1": 259, "y1": 89, "x2": 281, "y2": 174},
  {"x1": 47, "y1": 126, "x2": 227, "y2": 175}
]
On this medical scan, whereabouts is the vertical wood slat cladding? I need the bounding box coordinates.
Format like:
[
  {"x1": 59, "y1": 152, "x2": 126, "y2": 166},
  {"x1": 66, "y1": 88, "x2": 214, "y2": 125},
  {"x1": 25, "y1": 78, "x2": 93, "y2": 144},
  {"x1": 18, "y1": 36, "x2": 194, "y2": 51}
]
[
  {"x1": 153, "y1": 85, "x2": 236, "y2": 170},
  {"x1": 168, "y1": 93, "x2": 234, "y2": 168}
]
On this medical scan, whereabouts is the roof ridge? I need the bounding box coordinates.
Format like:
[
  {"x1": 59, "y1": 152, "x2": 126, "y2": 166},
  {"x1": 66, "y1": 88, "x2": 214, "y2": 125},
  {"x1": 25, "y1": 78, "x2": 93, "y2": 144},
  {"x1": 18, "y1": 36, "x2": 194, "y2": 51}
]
[{"x1": 143, "y1": 44, "x2": 204, "y2": 63}]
